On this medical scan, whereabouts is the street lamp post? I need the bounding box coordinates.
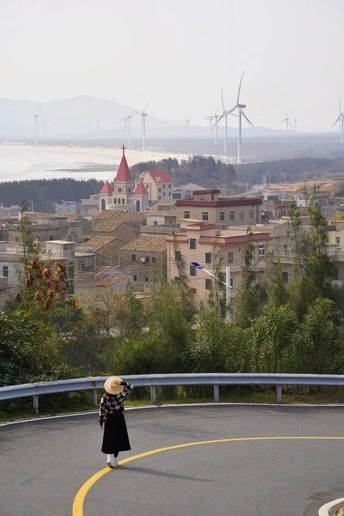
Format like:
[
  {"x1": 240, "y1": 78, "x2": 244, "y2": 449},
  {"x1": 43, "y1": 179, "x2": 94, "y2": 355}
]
[{"x1": 191, "y1": 262, "x2": 232, "y2": 322}]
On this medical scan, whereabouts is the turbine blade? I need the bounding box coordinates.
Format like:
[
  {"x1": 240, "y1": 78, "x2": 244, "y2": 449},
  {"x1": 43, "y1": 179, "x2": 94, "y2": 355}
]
[
  {"x1": 278, "y1": 118, "x2": 287, "y2": 124},
  {"x1": 143, "y1": 99, "x2": 152, "y2": 113},
  {"x1": 226, "y1": 106, "x2": 238, "y2": 115},
  {"x1": 237, "y1": 70, "x2": 245, "y2": 105},
  {"x1": 221, "y1": 89, "x2": 225, "y2": 111},
  {"x1": 133, "y1": 109, "x2": 141, "y2": 115},
  {"x1": 332, "y1": 115, "x2": 341, "y2": 128},
  {"x1": 240, "y1": 109, "x2": 254, "y2": 127}
]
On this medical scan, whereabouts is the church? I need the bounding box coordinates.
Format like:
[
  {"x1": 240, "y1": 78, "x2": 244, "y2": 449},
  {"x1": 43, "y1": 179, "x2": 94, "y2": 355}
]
[{"x1": 98, "y1": 146, "x2": 150, "y2": 213}]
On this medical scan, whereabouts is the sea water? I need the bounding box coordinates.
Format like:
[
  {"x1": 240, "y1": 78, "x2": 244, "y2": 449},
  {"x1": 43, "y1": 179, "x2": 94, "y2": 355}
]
[{"x1": 0, "y1": 146, "x2": 118, "y2": 183}]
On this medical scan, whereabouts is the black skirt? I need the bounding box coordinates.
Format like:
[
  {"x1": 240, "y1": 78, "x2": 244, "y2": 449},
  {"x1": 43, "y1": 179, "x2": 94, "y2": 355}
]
[{"x1": 101, "y1": 410, "x2": 131, "y2": 454}]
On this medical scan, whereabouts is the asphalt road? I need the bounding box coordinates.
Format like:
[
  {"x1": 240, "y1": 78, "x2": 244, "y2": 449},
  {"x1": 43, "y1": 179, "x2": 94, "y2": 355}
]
[{"x1": 0, "y1": 404, "x2": 343, "y2": 516}]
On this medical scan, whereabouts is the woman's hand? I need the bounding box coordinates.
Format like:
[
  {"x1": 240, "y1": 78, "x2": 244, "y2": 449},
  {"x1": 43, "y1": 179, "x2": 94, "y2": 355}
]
[{"x1": 100, "y1": 425, "x2": 103, "y2": 430}]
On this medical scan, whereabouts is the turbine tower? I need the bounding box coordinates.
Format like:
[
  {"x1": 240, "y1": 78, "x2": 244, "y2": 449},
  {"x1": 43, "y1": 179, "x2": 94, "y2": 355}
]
[
  {"x1": 182, "y1": 114, "x2": 192, "y2": 138},
  {"x1": 204, "y1": 115, "x2": 214, "y2": 141},
  {"x1": 333, "y1": 97, "x2": 344, "y2": 144},
  {"x1": 119, "y1": 116, "x2": 128, "y2": 141},
  {"x1": 127, "y1": 115, "x2": 132, "y2": 147},
  {"x1": 134, "y1": 100, "x2": 151, "y2": 151},
  {"x1": 34, "y1": 114, "x2": 39, "y2": 145},
  {"x1": 279, "y1": 108, "x2": 292, "y2": 137}
]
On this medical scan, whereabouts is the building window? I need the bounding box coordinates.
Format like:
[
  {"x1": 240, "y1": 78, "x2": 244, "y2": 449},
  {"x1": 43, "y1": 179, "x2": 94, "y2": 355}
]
[
  {"x1": 258, "y1": 245, "x2": 265, "y2": 257},
  {"x1": 205, "y1": 278, "x2": 212, "y2": 290},
  {"x1": 128, "y1": 188, "x2": 131, "y2": 192},
  {"x1": 205, "y1": 252, "x2": 212, "y2": 264},
  {"x1": 158, "y1": 196, "x2": 161, "y2": 200},
  {"x1": 190, "y1": 238, "x2": 197, "y2": 249},
  {"x1": 133, "y1": 275, "x2": 137, "y2": 281},
  {"x1": 174, "y1": 276, "x2": 179, "y2": 282},
  {"x1": 159, "y1": 188, "x2": 161, "y2": 193},
  {"x1": 3, "y1": 265, "x2": 8, "y2": 277},
  {"x1": 240, "y1": 211, "x2": 244, "y2": 220},
  {"x1": 114, "y1": 198, "x2": 117, "y2": 204},
  {"x1": 145, "y1": 277, "x2": 149, "y2": 282},
  {"x1": 228, "y1": 252, "x2": 233, "y2": 263},
  {"x1": 230, "y1": 278, "x2": 233, "y2": 288},
  {"x1": 154, "y1": 221, "x2": 158, "y2": 225},
  {"x1": 184, "y1": 211, "x2": 190, "y2": 219},
  {"x1": 249, "y1": 209, "x2": 254, "y2": 219},
  {"x1": 282, "y1": 271, "x2": 289, "y2": 283},
  {"x1": 336, "y1": 237, "x2": 340, "y2": 245},
  {"x1": 284, "y1": 245, "x2": 288, "y2": 255},
  {"x1": 175, "y1": 250, "x2": 181, "y2": 261},
  {"x1": 169, "y1": 185, "x2": 171, "y2": 189},
  {"x1": 146, "y1": 257, "x2": 149, "y2": 262},
  {"x1": 202, "y1": 212, "x2": 208, "y2": 221},
  {"x1": 190, "y1": 264, "x2": 197, "y2": 276},
  {"x1": 220, "y1": 212, "x2": 225, "y2": 221},
  {"x1": 131, "y1": 254, "x2": 136, "y2": 261},
  {"x1": 122, "y1": 199, "x2": 125, "y2": 204},
  {"x1": 49, "y1": 235, "x2": 53, "y2": 240},
  {"x1": 152, "y1": 257, "x2": 156, "y2": 263},
  {"x1": 229, "y1": 211, "x2": 235, "y2": 220},
  {"x1": 333, "y1": 268, "x2": 339, "y2": 280},
  {"x1": 15, "y1": 236, "x2": 19, "y2": 242},
  {"x1": 118, "y1": 198, "x2": 121, "y2": 204}
]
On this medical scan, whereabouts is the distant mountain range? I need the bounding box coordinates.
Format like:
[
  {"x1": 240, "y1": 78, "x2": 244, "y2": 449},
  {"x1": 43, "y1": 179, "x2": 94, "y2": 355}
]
[{"x1": 0, "y1": 95, "x2": 282, "y2": 141}]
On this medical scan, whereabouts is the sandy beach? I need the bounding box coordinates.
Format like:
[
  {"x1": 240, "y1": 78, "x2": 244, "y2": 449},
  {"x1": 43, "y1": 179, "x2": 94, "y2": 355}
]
[{"x1": 0, "y1": 143, "x2": 193, "y2": 183}]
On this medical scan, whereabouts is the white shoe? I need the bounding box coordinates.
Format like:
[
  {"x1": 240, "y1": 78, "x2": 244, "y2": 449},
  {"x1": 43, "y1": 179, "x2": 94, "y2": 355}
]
[
  {"x1": 113, "y1": 457, "x2": 119, "y2": 468},
  {"x1": 107, "y1": 454, "x2": 115, "y2": 468}
]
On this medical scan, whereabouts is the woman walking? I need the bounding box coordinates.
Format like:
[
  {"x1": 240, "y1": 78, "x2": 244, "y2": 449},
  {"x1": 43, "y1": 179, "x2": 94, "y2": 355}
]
[{"x1": 99, "y1": 376, "x2": 134, "y2": 468}]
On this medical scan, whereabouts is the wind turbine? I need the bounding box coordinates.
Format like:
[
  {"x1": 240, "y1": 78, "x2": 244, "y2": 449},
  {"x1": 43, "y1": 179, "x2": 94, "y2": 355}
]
[
  {"x1": 332, "y1": 97, "x2": 344, "y2": 144},
  {"x1": 292, "y1": 115, "x2": 298, "y2": 134},
  {"x1": 119, "y1": 116, "x2": 128, "y2": 141},
  {"x1": 182, "y1": 114, "x2": 192, "y2": 138},
  {"x1": 216, "y1": 89, "x2": 231, "y2": 154},
  {"x1": 279, "y1": 108, "x2": 292, "y2": 137},
  {"x1": 134, "y1": 100, "x2": 151, "y2": 151},
  {"x1": 34, "y1": 114, "x2": 39, "y2": 145},
  {"x1": 217, "y1": 71, "x2": 253, "y2": 163}
]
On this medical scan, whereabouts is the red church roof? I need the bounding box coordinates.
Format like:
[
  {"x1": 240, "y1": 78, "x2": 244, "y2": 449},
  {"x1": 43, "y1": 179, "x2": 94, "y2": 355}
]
[
  {"x1": 100, "y1": 180, "x2": 113, "y2": 194},
  {"x1": 134, "y1": 181, "x2": 149, "y2": 195},
  {"x1": 116, "y1": 145, "x2": 133, "y2": 182},
  {"x1": 142, "y1": 170, "x2": 173, "y2": 184}
]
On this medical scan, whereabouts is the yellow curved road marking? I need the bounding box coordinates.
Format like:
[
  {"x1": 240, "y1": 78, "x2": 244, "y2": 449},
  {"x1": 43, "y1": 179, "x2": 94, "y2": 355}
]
[{"x1": 72, "y1": 436, "x2": 344, "y2": 516}]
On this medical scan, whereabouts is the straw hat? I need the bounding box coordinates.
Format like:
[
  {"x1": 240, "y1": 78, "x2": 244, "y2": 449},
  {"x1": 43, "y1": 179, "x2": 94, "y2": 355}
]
[{"x1": 104, "y1": 376, "x2": 123, "y2": 395}]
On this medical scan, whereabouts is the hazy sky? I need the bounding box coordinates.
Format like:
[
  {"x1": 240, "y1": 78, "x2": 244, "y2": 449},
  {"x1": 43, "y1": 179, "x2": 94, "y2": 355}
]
[{"x1": 1, "y1": 0, "x2": 344, "y2": 131}]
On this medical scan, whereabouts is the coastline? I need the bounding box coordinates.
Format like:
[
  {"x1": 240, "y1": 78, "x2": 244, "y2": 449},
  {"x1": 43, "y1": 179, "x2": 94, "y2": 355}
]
[{"x1": 0, "y1": 143, "x2": 193, "y2": 165}]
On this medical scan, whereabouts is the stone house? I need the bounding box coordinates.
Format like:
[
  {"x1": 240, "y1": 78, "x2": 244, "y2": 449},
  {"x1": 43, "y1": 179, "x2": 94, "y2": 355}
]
[{"x1": 119, "y1": 235, "x2": 167, "y2": 291}]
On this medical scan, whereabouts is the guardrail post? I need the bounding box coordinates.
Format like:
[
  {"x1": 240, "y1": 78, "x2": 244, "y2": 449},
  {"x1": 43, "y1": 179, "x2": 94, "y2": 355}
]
[
  {"x1": 276, "y1": 385, "x2": 282, "y2": 404},
  {"x1": 150, "y1": 386, "x2": 156, "y2": 404},
  {"x1": 214, "y1": 384, "x2": 219, "y2": 402},
  {"x1": 92, "y1": 389, "x2": 98, "y2": 408},
  {"x1": 33, "y1": 395, "x2": 39, "y2": 415}
]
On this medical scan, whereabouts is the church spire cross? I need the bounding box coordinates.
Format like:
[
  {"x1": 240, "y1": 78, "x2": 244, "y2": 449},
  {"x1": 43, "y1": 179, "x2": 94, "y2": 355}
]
[{"x1": 121, "y1": 144, "x2": 126, "y2": 156}]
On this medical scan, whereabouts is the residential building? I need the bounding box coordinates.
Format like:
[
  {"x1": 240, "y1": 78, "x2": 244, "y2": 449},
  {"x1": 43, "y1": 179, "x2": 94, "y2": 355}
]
[
  {"x1": 77, "y1": 236, "x2": 127, "y2": 269},
  {"x1": 140, "y1": 170, "x2": 174, "y2": 202},
  {"x1": 165, "y1": 222, "x2": 270, "y2": 306},
  {"x1": 175, "y1": 189, "x2": 262, "y2": 228},
  {"x1": 92, "y1": 209, "x2": 146, "y2": 236},
  {"x1": 172, "y1": 183, "x2": 206, "y2": 200},
  {"x1": 119, "y1": 235, "x2": 167, "y2": 291},
  {"x1": 146, "y1": 202, "x2": 177, "y2": 226}
]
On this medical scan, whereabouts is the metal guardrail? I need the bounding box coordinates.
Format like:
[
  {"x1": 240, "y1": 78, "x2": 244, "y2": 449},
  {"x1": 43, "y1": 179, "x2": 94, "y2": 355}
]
[{"x1": 1, "y1": 373, "x2": 344, "y2": 415}]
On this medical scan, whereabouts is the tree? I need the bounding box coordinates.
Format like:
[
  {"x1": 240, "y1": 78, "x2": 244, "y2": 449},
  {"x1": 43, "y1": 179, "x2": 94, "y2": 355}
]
[
  {"x1": 234, "y1": 226, "x2": 261, "y2": 328},
  {"x1": 287, "y1": 184, "x2": 335, "y2": 320}
]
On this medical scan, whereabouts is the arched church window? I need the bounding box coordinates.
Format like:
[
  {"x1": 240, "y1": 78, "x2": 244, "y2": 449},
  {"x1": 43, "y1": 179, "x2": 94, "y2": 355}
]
[
  {"x1": 114, "y1": 198, "x2": 117, "y2": 204},
  {"x1": 122, "y1": 198, "x2": 125, "y2": 204}
]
